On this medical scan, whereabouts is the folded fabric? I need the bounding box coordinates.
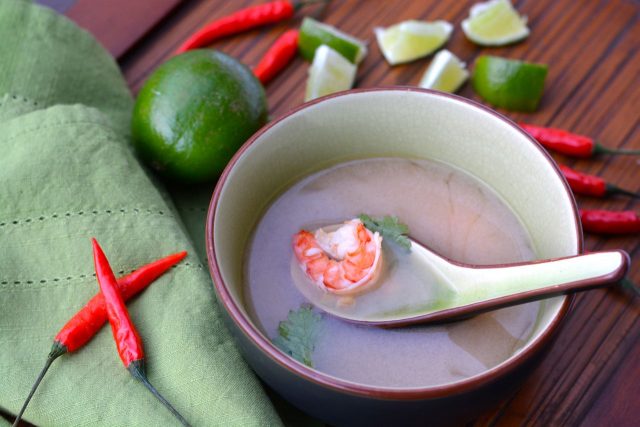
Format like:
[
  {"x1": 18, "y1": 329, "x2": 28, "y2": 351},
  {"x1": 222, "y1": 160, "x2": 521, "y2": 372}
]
[{"x1": 0, "y1": 1, "x2": 282, "y2": 425}]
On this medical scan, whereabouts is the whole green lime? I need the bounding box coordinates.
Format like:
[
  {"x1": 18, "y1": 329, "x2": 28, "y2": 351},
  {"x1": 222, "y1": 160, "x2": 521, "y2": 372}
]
[{"x1": 132, "y1": 50, "x2": 268, "y2": 183}]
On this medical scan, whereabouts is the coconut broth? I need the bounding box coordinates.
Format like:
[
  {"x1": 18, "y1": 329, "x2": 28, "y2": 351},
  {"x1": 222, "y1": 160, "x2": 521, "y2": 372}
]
[{"x1": 244, "y1": 158, "x2": 539, "y2": 387}]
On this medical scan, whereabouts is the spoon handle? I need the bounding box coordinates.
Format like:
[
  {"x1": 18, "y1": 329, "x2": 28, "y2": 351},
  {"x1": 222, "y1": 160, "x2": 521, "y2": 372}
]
[{"x1": 461, "y1": 250, "x2": 630, "y2": 303}]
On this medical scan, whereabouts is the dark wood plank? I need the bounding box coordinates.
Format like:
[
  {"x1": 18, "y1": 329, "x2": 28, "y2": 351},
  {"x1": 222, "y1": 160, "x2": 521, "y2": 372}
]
[
  {"x1": 112, "y1": 1, "x2": 639, "y2": 425},
  {"x1": 64, "y1": 0, "x2": 184, "y2": 58}
]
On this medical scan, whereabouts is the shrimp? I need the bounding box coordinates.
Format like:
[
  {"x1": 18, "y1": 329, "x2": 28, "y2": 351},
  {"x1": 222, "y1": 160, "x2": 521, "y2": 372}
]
[{"x1": 292, "y1": 219, "x2": 383, "y2": 295}]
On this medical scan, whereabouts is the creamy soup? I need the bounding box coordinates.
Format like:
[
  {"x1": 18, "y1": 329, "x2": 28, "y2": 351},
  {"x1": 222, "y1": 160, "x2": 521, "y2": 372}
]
[{"x1": 244, "y1": 158, "x2": 539, "y2": 387}]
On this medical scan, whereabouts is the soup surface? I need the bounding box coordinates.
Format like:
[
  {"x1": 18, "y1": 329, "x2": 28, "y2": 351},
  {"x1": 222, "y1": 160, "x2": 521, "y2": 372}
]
[{"x1": 244, "y1": 158, "x2": 540, "y2": 387}]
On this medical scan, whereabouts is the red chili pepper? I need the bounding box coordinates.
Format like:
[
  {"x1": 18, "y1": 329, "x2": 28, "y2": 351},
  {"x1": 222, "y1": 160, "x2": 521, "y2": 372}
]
[
  {"x1": 254, "y1": 29, "x2": 299, "y2": 84},
  {"x1": 13, "y1": 251, "x2": 186, "y2": 426},
  {"x1": 93, "y1": 239, "x2": 190, "y2": 426},
  {"x1": 520, "y1": 123, "x2": 640, "y2": 158},
  {"x1": 176, "y1": 0, "x2": 299, "y2": 54},
  {"x1": 580, "y1": 209, "x2": 640, "y2": 234},
  {"x1": 559, "y1": 164, "x2": 639, "y2": 199}
]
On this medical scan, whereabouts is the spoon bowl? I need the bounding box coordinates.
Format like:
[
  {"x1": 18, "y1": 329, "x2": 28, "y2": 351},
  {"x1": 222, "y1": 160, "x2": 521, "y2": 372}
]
[{"x1": 293, "y1": 232, "x2": 630, "y2": 327}]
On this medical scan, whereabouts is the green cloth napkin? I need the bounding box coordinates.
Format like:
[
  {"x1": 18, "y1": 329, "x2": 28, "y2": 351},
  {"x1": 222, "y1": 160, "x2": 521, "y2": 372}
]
[{"x1": 0, "y1": 1, "x2": 283, "y2": 425}]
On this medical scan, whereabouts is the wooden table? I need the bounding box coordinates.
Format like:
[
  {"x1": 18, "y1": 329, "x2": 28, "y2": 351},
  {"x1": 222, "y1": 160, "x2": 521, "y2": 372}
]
[{"x1": 62, "y1": 0, "x2": 640, "y2": 425}]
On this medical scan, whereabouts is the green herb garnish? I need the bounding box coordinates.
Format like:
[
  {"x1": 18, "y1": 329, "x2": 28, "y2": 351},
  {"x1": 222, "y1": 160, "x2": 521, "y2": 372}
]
[
  {"x1": 358, "y1": 214, "x2": 411, "y2": 251},
  {"x1": 272, "y1": 304, "x2": 323, "y2": 367}
]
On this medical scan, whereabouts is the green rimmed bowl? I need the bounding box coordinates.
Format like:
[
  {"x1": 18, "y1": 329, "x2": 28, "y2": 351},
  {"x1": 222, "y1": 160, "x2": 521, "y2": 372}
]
[{"x1": 206, "y1": 88, "x2": 579, "y2": 426}]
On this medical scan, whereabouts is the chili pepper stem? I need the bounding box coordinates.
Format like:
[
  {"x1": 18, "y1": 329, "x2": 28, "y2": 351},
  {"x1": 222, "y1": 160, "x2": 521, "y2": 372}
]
[
  {"x1": 621, "y1": 279, "x2": 640, "y2": 297},
  {"x1": 594, "y1": 143, "x2": 640, "y2": 156},
  {"x1": 292, "y1": 0, "x2": 330, "y2": 10},
  {"x1": 606, "y1": 184, "x2": 640, "y2": 199},
  {"x1": 12, "y1": 342, "x2": 67, "y2": 427},
  {"x1": 128, "y1": 360, "x2": 191, "y2": 427}
]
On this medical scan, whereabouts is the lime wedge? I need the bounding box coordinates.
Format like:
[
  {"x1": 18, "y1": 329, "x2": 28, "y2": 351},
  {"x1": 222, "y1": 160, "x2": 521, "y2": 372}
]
[
  {"x1": 299, "y1": 17, "x2": 367, "y2": 64},
  {"x1": 305, "y1": 45, "x2": 357, "y2": 102},
  {"x1": 472, "y1": 55, "x2": 547, "y2": 112},
  {"x1": 462, "y1": 0, "x2": 529, "y2": 46},
  {"x1": 374, "y1": 20, "x2": 453, "y2": 65},
  {"x1": 418, "y1": 50, "x2": 469, "y2": 93}
]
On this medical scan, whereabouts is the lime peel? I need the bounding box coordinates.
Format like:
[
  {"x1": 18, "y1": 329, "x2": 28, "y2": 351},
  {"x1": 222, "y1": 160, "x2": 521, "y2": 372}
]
[
  {"x1": 462, "y1": 0, "x2": 529, "y2": 46},
  {"x1": 472, "y1": 55, "x2": 547, "y2": 112},
  {"x1": 375, "y1": 20, "x2": 453, "y2": 65},
  {"x1": 305, "y1": 45, "x2": 357, "y2": 102},
  {"x1": 418, "y1": 50, "x2": 469, "y2": 93},
  {"x1": 298, "y1": 17, "x2": 367, "y2": 64}
]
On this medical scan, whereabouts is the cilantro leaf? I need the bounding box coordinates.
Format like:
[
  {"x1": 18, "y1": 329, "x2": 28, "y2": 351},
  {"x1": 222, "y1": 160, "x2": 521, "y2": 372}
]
[
  {"x1": 272, "y1": 304, "x2": 323, "y2": 367},
  {"x1": 358, "y1": 214, "x2": 411, "y2": 251}
]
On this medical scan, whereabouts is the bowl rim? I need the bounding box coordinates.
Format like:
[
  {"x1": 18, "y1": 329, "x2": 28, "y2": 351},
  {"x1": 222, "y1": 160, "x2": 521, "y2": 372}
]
[{"x1": 205, "y1": 87, "x2": 581, "y2": 400}]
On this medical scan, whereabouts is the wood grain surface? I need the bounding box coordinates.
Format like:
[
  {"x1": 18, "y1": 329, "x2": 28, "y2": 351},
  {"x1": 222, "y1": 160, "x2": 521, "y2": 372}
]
[
  {"x1": 95, "y1": 0, "x2": 640, "y2": 425},
  {"x1": 64, "y1": 0, "x2": 183, "y2": 58}
]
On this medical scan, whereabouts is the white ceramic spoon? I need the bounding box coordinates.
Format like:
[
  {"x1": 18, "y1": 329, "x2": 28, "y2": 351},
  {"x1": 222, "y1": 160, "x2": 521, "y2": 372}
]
[{"x1": 296, "y1": 235, "x2": 630, "y2": 327}]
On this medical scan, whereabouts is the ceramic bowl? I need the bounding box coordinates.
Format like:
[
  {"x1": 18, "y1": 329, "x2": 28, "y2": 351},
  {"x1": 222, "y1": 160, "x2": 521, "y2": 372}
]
[{"x1": 206, "y1": 88, "x2": 579, "y2": 426}]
